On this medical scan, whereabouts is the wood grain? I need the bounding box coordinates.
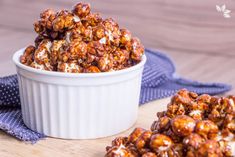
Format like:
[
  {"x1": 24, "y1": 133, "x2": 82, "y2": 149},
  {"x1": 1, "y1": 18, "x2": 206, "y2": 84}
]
[{"x1": 0, "y1": 0, "x2": 235, "y2": 156}]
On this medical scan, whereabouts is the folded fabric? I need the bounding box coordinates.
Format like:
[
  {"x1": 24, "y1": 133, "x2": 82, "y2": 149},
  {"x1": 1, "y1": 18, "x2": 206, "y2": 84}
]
[
  {"x1": 0, "y1": 49, "x2": 232, "y2": 142},
  {"x1": 140, "y1": 49, "x2": 232, "y2": 104}
]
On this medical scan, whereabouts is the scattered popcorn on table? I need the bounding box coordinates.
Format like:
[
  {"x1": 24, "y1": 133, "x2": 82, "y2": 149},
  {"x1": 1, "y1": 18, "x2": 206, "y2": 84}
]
[{"x1": 105, "y1": 89, "x2": 235, "y2": 157}]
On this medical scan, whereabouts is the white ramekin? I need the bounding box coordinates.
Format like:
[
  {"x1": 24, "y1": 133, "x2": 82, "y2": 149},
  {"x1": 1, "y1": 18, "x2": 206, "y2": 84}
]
[{"x1": 12, "y1": 48, "x2": 146, "y2": 139}]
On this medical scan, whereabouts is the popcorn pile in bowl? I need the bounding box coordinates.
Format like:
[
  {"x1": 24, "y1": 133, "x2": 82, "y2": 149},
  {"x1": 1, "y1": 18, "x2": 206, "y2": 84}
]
[
  {"x1": 20, "y1": 3, "x2": 144, "y2": 73},
  {"x1": 105, "y1": 89, "x2": 235, "y2": 157}
]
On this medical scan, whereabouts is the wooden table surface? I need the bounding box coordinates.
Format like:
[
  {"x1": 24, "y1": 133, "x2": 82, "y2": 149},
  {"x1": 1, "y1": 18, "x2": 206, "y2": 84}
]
[{"x1": 0, "y1": 0, "x2": 235, "y2": 156}]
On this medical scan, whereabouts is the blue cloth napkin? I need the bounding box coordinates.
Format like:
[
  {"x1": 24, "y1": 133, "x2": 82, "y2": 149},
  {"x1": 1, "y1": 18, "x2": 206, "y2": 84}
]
[{"x1": 0, "y1": 49, "x2": 232, "y2": 142}]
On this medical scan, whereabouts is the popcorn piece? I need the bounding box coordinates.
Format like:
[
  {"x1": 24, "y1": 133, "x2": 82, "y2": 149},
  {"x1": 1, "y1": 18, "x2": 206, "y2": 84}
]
[
  {"x1": 196, "y1": 94, "x2": 211, "y2": 111},
  {"x1": 72, "y1": 3, "x2": 91, "y2": 18},
  {"x1": 93, "y1": 24, "x2": 106, "y2": 40},
  {"x1": 151, "y1": 116, "x2": 170, "y2": 133},
  {"x1": 218, "y1": 140, "x2": 233, "y2": 156},
  {"x1": 105, "y1": 144, "x2": 135, "y2": 157},
  {"x1": 34, "y1": 9, "x2": 56, "y2": 38},
  {"x1": 128, "y1": 128, "x2": 146, "y2": 144},
  {"x1": 120, "y1": 29, "x2": 132, "y2": 46},
  {"x1": 30, "y1": 61, "x2": 47, "y2": 70},
  {"x1": 34, "y1": 39, "x2": 52, "y2": 65},
  {"x1": 196, "y1": 140, "x2": 223, "y2": 157},
  {"x1": 135, "y1": 130, "x2": 152, "y2": 151},
  {"x1": 81, "y1": 25, "x2": 93, "y2": 42},
  {"x1": 142, "y1": 152, "x2": 157, "y2": 157},
  {"x1": 50, "y1": 40, "x2": 66, "y2": 65},
  {"x1": 85, "y1": 53, "x2": 98, "y2": 64},
  {"x1": 82, "y1": 13, "x2": 102, "y2": 27},
  {"x1": 67, "y1": 39, "x2": 87, "y2": 60},
  {"x1": 87, "y1": 41, "x2": 105, "y2": 57},
  {"x1": 103, "y1": 18, "x2": 119, "y2": 33},
  {"x1": 97, "y1": 53, "x2": 114, "y2": 72},
  {"x1": 189, "y1": 109, "x2": 203, "y2": 121},
  {"x1": 84, "y1": 66, "x2": 100, "y2": 73},
  {"x1": 103, "y1": 18, "x2": 120, "y2": 47},
  {"x1": 130, "y1": 37, "x2": 144, "y2": 62},
  {"x1": 65, "y1": 27, "x2": 83, "y2": 43},
  {"x1": 195, "y1": 120, "x2": 219, "y2": 139},
  {"x1": 52, "y1": 10, "x2": 74, "y2": 32},
  {"x1": 113, "y1": 48, "x2": 130, "y2": 65},
  {"x1": 171, "y1": 115, "x2": 196, "y2": 137},
  {"x1": 183, "y1": 133, "x2": 205, "y2": 152},
  {"x1": 59, "y1": 51, "x2": 70, "y2": 63},
  {"x1": 57, "y1": 62, "x2": 82, "y2": 73},
  {"x1": 20, "y1": 45, "x2": 35, "y2": 65},
  {"x1": 149, "y1": 134, "x2": 173, "y2": 154}
]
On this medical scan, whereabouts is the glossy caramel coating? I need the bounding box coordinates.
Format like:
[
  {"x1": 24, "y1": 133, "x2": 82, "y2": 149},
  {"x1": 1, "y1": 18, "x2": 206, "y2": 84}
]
[
  {"x1": 151, "y1": 116, "x2": 170, "y2": 133},
  {"x1": 33, "y1": 39, "x2": 51, "y2": 65},
  {"x1": 149, "y1": 134, "x2": 173, "y2": 153},
  {"x1": 120, "y1": 29, "x2": 132, "y2": 46},
  {"x1": 167, "y1": 144, "x2": 184, "y2": 157},
  {"x1": 195, "y1": 94, "x2": 211, "y2": 110},
  {"x1": 135, "y1": 130, "x2": 152, "y2": 151},
  {"x1": 82, "y1": 13, "x2": 102, "y2": 27},
  {"x1": 105, "y1": 89, "x2": 235, "y2": 157},
  {"x1": 30, "y1": 61, "x2": 47, "y2": 70},
  {"x1": 130, "y1": 37, "x2": 144, "y2": 61},
  {"x1": 97, "y1": 53, "x2": 114, "y2": 72},
  {"x1": 218, "y1": 140, "x2": 233, "y2": 156},
  {"x1": 142, "y1": 152, "x2": 157, "y2": 157},
  {"x1": 67, "y1": 39, "x2": 87, "y2": 60},
  {"x1": 20, "y1": 45, "x2": 35, "y2": 66},
  {"x1": 113, "y1": 48, "x2": 130, "y2": 65},
  {"x1": 65, "y1": 27, "x2": 83, "y2": 43},
  {"x1": 105, "y1": 145, "x2": 136, "y2": 157},
  {"x1": 87, "y1": 41, "x2": 105, "y2": 57},
  {"x1": 52, "y1": 10, "x2": 74, "y2": 32},
  {"x1": 93, "y1": 24, "x2": 106, "y2": 40},
  {"x1": 72, "y1": 3, "x2": 91, "y2": 18},
  {"x1": 196, "y1": 140, "x2": 223, "y2": 157},
  {"x1": 183, "y1": 133, "x2": 205, "y2": 149},
  {"x1": 128, "y1": 128, "x2": 146, "y2": 144},
  {"x1": 22, "y1": 2, "x2": 145, "y2": 72},
  {"x1": 171, "y1": 115, "x2": 196, "y2": 137},
  {"x1": 34, "y1": 9, "x2": 56, "y2": 37},
  {"x1": 195, "y1": 120, "x2": 219, "y2": 139},
  {"x1": 84, "y1": 66, "x2": 101, "y2": 73},
  {"x1": 102, "y1": 18, "x2": 119, "y2": 32},
  {"x1": 166, "y1": 103, "x2": 185, "y2": 118},
  {"x1": 102, "y1": 18, "x2": 120, "y2": 46},
  {"x1": 50, "y1": 40, "x2": 66, "y2": 65},
  {"x1": 57, "y1": 61, "x2": 82, "y2": 73}
]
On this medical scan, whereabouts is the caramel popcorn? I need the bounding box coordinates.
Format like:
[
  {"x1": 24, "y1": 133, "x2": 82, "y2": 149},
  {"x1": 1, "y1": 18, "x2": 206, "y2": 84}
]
[
  {"x1": 105, "y1": 89, "x2": 235, "y2": 157},
  {"x1": 34, "y1": 9, "x2": 56, "y2": 38},
  {"x1": 20, "y1": 45, "x2": 35, "y2": 65},
  {"x1": 57, "y1": 61, "x2": 82, "y2": 73},
  {"x1": 82, "y1": 13, "x2": 102, "y2": 27},
  {"x1": 21, "y1": 2, "x2": 144, "y2": 73},
  {"x1": 120, "y1": 29, "x2": 132, "y2": 46},
  {"x1": 52, "y1": 10, "x2": 75, "y2": 32},
  {"x1": 72, "y1": 3, "x2": 91, "y2": 18},
  {"x1": 84, "y1": 66, "x2": 100, "y2": 73}
]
